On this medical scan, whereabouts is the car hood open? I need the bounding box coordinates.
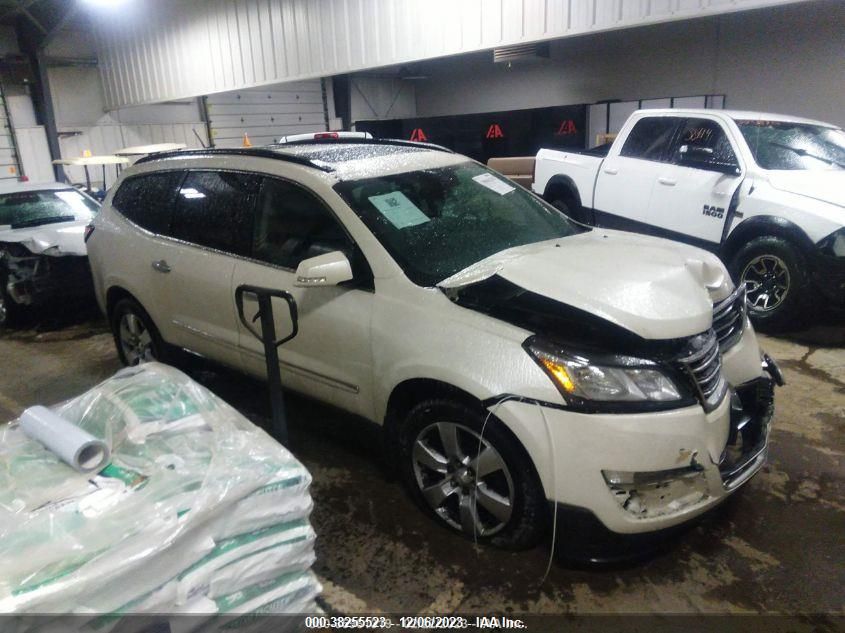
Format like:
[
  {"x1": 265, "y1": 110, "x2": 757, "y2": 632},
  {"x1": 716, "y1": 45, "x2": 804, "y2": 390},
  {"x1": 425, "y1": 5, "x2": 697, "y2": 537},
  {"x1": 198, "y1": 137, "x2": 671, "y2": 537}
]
[
  {"x1": 438, "y1": 229, "x2": 728, "y2": 340},
  {"x1": 767, "y1": 170, "x2": 845, "y2": 210},
  {"x1": 0, "y1": 220, "x2": 88, "y2": 256}
]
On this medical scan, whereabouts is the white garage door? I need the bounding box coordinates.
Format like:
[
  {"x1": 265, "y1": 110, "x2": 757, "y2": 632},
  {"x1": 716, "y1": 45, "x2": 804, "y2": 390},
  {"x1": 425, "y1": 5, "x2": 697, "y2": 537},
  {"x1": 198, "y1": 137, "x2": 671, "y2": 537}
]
[{"x1": 205, "y1": 80, "x2": 328, "y2": 148}]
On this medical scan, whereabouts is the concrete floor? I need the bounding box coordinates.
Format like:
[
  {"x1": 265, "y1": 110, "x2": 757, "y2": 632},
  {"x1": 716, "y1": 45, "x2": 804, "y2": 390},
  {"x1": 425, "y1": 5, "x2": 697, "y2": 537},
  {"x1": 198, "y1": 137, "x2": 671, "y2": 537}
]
[{"x1": 0, "y1": 313, "x2": 843, "y2": 618}]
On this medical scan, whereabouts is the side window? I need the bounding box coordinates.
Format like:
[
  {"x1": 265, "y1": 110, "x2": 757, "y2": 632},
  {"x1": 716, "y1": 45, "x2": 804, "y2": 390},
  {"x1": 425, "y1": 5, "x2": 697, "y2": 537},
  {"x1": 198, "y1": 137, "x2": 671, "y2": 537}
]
[
  {"x1": 253, "y1": 177, "x2": 353, "y2": 270},
  {"x1": 171, "y1": 171, "x2": 259, "y2": 255},
  {"x1": 619, "y1": 117, "x2": 679, "y2": 162},
  {"x1": 111, "y1": 171, "x2": 182, "y2": 234},
  {"x1": 671, "y1": 118, "x2": 738, "y2": 166}
]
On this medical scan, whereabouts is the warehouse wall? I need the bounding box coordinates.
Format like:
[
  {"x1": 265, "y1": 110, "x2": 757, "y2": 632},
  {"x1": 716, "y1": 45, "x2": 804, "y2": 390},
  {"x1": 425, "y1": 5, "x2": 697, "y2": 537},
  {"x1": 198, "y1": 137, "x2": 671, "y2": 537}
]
[
  {"x1": 414, "y1": 0, "x2": 845, "y2": 127},
  {"x1": 46, "y1": 30, "x2": 208, "y2": 188},
  {"x1": 92, "y1": 0, "x2": 811, "y2": 109}
]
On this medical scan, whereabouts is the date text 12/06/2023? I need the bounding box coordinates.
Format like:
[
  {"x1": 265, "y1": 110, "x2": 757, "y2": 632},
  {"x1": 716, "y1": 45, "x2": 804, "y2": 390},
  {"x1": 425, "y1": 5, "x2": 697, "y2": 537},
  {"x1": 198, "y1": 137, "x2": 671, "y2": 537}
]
[{"x1": 304, "y1": 615, "x2": 527, "y2": 629}]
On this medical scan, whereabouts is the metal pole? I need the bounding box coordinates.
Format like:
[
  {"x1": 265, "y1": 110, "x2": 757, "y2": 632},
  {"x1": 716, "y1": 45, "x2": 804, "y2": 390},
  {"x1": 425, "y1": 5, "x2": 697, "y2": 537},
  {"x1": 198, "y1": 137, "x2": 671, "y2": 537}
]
[{"x1": 256, "y1": 293, "x2": 288, "y2": 444}]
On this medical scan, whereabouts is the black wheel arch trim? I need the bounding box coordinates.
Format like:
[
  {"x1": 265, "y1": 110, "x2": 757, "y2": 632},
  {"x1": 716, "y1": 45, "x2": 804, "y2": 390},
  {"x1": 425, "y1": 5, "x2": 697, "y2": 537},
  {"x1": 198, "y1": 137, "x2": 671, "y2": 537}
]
[
  {"x1": 721, "y1": 215, "x2": 816, "y2": 264},
  {"x1": 542, "y1": 175, "x2": 582, "y2": 207}
]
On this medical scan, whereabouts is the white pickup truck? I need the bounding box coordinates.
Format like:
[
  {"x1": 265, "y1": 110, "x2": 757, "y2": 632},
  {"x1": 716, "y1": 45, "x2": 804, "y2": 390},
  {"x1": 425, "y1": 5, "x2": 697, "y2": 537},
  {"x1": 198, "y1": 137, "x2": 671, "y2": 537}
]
[{"x1": 533, "y1": 109, "x2": 845, "y2": 329}]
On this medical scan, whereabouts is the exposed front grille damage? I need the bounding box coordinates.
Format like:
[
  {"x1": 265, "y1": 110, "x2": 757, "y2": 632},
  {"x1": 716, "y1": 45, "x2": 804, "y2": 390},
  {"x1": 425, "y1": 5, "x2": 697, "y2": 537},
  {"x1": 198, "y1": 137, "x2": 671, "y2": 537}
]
[
  {"x1": 1, "y1": 250, "x2": 93, "y2": 307},
  {"x1": 677, "y1": 330, "x2": 728, "y2": 413},
  {"x1": 713, "y1": 285, "x2": 748, "y2": 351},
  {"x1": 720, "y1": 377, "x2": 774, "y2": 489}
]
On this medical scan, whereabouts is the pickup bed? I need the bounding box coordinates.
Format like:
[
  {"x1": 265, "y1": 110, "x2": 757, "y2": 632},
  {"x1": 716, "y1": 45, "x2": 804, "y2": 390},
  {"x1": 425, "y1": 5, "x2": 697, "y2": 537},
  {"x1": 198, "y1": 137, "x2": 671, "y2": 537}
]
[{"x1": 532, "y1": 108, "x2": 845, "y2": 329}]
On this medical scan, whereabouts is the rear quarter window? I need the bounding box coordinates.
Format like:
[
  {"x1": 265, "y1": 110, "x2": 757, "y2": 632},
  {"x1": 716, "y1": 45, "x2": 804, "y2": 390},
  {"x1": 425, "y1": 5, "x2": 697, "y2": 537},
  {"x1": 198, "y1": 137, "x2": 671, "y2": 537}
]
[{"x1": 111, "y1": 171, "x2": 183, "y2": 234}]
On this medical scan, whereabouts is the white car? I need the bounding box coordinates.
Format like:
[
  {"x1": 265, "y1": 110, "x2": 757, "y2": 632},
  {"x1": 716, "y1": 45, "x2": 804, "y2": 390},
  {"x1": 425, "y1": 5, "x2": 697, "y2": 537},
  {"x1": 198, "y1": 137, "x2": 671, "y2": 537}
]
[
  {"x1": 533, "y1": 109, "x2": 845, "y2": 330},
  {"x1": 87, "y1": 138, "x2": 781, "y2": 560},
  {"x1": 0, "y1": 182, "x2": 100, "y2": 326}
]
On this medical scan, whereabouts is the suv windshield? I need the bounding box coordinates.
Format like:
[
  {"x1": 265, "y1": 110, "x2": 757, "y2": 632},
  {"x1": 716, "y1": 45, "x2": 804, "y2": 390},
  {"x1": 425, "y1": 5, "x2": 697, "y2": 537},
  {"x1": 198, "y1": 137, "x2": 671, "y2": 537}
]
[
  {"x1": 0, "y1": 189, "x2": 99, "y2": 228},
  {"x1": 334, "y1": 161, "x2": 585, "y2": 286},
  {"x1": 737, "y1": 120, "x2": 845, "y2": 171}
]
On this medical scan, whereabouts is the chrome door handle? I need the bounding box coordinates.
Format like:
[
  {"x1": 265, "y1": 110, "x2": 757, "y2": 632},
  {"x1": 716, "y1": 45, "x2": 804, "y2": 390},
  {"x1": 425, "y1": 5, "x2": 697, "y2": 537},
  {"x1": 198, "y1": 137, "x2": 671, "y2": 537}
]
[
  {"x1": 603, "y1": 167, "x2": 619, "y2": 175},
  {"x1": 658, "y1": 177, "x2": 677, "y2": 186},
  {"x1": 151, "y1": 259, "x2": 171, "y2": 273}
]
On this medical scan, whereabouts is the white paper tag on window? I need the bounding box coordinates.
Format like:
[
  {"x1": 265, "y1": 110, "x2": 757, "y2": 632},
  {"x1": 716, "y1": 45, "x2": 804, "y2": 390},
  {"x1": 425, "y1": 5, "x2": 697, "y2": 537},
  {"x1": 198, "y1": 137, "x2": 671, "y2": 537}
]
[
  {"x1": 368, "y1": 192, "x2": 430, "y2": 229},
  {"x1": 472, "y1": 173, "x2": 515, "y2": 195}
]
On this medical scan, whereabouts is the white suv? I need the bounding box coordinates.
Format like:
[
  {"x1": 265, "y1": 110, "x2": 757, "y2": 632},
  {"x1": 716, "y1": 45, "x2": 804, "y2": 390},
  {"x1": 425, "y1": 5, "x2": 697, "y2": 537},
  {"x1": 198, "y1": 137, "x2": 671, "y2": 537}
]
[{"x1": 87, "y1": 138, "x2": 781, "y2": 560}]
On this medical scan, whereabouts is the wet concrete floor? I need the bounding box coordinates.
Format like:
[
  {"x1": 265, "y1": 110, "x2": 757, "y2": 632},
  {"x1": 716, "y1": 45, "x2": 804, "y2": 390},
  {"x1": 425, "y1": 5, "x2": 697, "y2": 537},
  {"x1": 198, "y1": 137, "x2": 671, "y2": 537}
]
[{"x1": 0, "y1": 313, "x2": 842, "y2": 618}]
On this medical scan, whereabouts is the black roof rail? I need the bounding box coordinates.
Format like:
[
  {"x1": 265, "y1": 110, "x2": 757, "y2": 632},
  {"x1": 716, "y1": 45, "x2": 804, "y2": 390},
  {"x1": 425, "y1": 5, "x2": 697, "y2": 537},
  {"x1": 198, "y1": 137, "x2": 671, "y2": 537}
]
[
  {"x1": 268, "y1": 136, "x2": 455, "y2": 154},
  {"x1": 134, "y1": 147, "x2": 335, "y2": 172}
]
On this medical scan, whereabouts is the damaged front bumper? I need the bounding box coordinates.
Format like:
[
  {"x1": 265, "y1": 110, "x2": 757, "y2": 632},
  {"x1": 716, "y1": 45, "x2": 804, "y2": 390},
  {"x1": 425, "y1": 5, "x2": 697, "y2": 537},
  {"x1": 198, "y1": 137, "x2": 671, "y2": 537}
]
[
  {"x1": 2, "y1": 251, "x2": 94, "y2": 307},
  {"x1": 492, "y1": 359, "x2": 778, "y2": 554}
]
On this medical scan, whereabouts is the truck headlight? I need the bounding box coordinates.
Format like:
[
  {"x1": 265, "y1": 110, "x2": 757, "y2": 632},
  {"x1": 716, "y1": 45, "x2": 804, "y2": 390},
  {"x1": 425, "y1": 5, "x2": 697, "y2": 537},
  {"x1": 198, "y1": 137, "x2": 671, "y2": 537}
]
[
  {"x1": 524, "y1": 337, "x2": 684, "y2": 408},
  {"x1": 818, "y1": 228, "x2": 845, "y2": 257}
]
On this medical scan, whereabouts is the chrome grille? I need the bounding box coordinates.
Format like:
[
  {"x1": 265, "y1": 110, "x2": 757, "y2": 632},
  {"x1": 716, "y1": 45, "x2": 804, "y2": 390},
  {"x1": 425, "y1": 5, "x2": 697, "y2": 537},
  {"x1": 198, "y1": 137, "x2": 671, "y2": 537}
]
[
  {"x1": 712, "y1": 286, "x2": 747, "y2": 351},
  {"x1": 679, "y1": 330, "x2": 728, "y2": 412}
]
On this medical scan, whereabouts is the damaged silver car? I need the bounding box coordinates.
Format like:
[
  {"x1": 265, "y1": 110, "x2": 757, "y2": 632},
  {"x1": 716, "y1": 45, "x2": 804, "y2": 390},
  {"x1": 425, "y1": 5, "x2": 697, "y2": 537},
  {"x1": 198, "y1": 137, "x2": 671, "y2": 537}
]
[{"x1": 0, "y1": 182, "x2": 99, "y2": 326}]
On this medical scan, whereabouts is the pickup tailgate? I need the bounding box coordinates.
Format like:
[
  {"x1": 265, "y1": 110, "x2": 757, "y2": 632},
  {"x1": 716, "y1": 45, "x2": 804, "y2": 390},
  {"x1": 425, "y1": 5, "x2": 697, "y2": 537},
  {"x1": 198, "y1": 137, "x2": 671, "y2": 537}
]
[{"x1": 533, "y1": 148, "x2": 604, "y2": 207}]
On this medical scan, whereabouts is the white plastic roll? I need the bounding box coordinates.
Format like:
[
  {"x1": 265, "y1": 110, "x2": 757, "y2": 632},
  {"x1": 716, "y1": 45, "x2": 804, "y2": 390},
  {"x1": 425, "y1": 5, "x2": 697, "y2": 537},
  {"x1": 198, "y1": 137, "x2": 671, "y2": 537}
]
[{"x1": 19, "y1": 405, "x2": 111, "y2": 473}]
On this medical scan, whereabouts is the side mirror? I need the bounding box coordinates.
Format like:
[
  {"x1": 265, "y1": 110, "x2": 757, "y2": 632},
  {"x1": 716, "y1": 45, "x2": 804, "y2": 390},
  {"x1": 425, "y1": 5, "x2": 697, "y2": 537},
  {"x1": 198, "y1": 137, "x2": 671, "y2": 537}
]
[
  {"x1": 294, "y1": 251, "x2": 354, "y2": 288},
  {"x1": 678, "y1": 144, "x2": 740, "y2": 176}
]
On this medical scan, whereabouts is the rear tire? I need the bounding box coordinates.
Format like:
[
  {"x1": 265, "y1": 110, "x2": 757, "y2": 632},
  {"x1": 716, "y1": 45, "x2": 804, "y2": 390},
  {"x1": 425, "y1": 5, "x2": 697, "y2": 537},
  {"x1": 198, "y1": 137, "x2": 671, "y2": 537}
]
[
  {"x1": 729, "y1": 236, "x2": 809, "y2": 332},
  {"x1": 398, "y1": 398, "x2": 547, "y2": 550},
  {"x1": 549, "y1": 196, "x2": 592, "y2": 226},
  {"x1": 110, "y1": 297, "x2": 167, "y2": 365}
]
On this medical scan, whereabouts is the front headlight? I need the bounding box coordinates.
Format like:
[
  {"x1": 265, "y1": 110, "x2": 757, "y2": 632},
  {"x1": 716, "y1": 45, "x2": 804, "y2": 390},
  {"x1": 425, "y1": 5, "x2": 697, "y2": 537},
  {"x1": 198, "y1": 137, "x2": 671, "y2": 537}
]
[
  {"x1": 818, "y1": 228, "x2": 845, "y2": 257},
  {"x1": 525, "y1": 337, "x2": 684, "y2": 408}
]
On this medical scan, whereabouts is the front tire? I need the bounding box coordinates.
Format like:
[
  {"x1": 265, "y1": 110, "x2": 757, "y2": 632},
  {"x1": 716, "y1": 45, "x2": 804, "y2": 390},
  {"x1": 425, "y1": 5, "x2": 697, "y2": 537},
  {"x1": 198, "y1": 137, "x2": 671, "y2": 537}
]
[
  {"x1": 729, "y1": 236, "x2": 809, "y2": 331},
  {"x1": 0, "y1": 270, "x2": 24, "y2": 328},
  {"x1": 398, "y1": 398, "x2": 547, "y2": 549},
  {"x1": 110, "y1": 297, "x2": 166, "y2": 366}
]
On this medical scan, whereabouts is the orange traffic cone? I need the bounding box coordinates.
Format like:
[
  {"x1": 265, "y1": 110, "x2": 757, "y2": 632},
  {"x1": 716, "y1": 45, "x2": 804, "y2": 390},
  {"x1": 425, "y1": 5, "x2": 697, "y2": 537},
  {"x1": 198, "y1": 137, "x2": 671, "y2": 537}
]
[{"x1": 242, "y1": 133, "x2": 252, "y2": 147}]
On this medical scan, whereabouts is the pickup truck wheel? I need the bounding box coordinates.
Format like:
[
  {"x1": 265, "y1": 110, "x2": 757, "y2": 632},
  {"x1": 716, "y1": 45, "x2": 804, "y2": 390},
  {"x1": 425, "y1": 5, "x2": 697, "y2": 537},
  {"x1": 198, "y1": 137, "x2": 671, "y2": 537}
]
[
  {"x1": 398, "y1": 398, "x2": 546, "y2": 550},
  {"x1": 730, "y1": 236, "x2": 809, "y2": 331},
  {"x1": 111, "y1": 298, "x2": 166, "y2": 366},
  {"x1": 549, "y1": 197, "x2": 592, "y2": 225}
]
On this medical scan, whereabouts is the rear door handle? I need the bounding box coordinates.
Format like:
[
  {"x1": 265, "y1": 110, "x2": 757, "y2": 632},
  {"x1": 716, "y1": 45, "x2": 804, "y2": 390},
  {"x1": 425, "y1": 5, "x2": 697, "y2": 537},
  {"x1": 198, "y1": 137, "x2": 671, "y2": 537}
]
[
  {"x1": 657, "y1": 177, "x2": 677, "y2": 186},
  {"x1": 151, "y1": 259, "x2": 171, "y2": 273},
  {"x1": 603, "y1": 167, "x2": 618, "y2": 175}
]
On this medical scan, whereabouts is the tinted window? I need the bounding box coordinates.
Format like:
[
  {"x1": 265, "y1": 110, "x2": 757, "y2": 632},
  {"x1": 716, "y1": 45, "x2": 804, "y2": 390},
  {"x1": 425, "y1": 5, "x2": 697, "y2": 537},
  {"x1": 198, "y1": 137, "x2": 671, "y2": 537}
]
[
  {"x1": 112, "y1": 172, "x2": 182, "y2": 234},
  {"x1": 671, "y1": 118, "x2": 737, "y2": 166},
  {"x1": 620, "y1": 117, "x2": 679, "y2": 161},
  {"x1": 253, "y1": 177, "x2": 352, "y2": 269},
  {"x1": 171, "y1": 171, "x2": 259, "y2": 255}
]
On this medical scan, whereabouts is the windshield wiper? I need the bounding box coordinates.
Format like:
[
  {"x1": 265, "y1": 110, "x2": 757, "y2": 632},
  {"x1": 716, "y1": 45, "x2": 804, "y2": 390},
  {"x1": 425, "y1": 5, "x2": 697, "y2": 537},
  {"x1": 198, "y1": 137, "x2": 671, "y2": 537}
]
[
  {"x1": 766, "y1": 141, "x2": 845, "y2": 168},
  {"x1": 10, "y1": 215, "x2": 77, "y2": 229}
]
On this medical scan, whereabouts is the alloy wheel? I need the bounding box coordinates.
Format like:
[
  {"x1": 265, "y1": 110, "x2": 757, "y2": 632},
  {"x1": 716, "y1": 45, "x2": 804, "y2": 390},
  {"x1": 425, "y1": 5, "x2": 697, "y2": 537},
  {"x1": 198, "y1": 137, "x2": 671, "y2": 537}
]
[
  {"x1": 119, "y1": 312, "x2": 155, "y2": 365},
  {"x1": 0, "y1": 293, "x2": 6, "y2": 327},
  {"x1": 741, "y1": 254, "x2": 790, "y2": 313},
  {"x1": 412, "y1": 421, "x2": 514, "y2": 537}
]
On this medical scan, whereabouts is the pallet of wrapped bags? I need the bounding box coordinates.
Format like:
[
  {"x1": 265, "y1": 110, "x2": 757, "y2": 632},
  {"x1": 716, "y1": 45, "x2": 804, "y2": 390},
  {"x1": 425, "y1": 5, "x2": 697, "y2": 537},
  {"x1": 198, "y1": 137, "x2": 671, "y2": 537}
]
[{"x1": 0, "y1": 362, "x2": 321, "y2": 629}]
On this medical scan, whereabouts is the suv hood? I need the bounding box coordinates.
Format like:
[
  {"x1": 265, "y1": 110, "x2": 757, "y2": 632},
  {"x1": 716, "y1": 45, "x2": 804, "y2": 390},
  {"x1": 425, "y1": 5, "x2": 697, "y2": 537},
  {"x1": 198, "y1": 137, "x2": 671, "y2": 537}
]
[
  {"x1": 439, "y1": 230, "x2": 728, "y2": 340},
  {"x1": 766, "y1": 170, "x2": 845, "y2": 209},
  {"x1": 0, "y1": 220, "x2": 88, "y2": 256}
]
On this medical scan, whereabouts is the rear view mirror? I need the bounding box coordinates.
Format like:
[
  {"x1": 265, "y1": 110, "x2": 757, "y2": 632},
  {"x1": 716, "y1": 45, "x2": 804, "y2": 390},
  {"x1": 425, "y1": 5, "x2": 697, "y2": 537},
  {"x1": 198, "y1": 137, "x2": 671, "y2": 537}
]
[
  {"x1": 294, "y1": 251, "x2": 354, "y2": 288},
  {"x1": 678, "y1": 144, "x2": 740, "y2": 176}
]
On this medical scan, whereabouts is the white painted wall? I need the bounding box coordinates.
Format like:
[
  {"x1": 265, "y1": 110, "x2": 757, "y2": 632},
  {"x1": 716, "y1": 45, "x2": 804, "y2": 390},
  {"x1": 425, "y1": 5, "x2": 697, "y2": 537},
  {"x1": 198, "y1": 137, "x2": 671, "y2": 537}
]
[
  {"x1": 414, "y1": 0, "x2": 845, "y2": 128},
  {"x1": 93, "y1": 0, "x2": 810, "y2": 109},
  {"x1": 350, "y1": 77, "x2": 416, "y2": 123},
  {"x1": 45, "y1": 30, "x2": 208, "y2": 188}
]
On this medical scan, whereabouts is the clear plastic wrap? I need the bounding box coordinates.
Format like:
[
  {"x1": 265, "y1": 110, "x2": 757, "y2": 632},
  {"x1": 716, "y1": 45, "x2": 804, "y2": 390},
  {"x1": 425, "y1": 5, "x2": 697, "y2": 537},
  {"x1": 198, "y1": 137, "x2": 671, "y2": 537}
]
[{"x1": 0, "y1": 362, "x2": 319, "y2": 619}]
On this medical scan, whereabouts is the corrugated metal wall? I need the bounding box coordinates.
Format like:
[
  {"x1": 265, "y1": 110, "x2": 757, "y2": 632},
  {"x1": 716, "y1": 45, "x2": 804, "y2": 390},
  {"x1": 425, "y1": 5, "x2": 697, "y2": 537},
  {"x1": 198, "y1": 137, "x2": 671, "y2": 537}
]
[
  {"x1": 205, "y1": 79, "x2": 327, "y2": 147},
  {"x1": 96, "y1": 0, "x2": 807, "y2": 109}
]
